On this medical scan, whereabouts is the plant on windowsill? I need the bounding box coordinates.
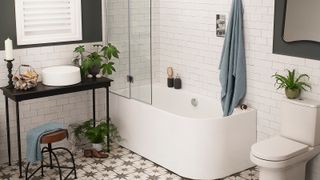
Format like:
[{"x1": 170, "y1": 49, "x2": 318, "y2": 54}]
[
  {"x1": 272, "y1": 69, "x2": 311, "y2": 99},
  {"x1": 73, "y1": 43, "x2": 120, "y2": 79},
  {"x1": 74, "y1": 119, "x2": 121, "y2": 151}
]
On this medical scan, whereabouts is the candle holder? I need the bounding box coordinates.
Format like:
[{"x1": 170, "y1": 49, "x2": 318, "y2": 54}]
[{"x1": 4, "y1": 59, "x2": 14, "y2": 89}]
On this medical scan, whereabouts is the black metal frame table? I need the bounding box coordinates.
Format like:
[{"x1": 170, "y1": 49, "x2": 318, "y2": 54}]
[{"x1": 0, "y1": 77, "x2": 113, "y2": 178}]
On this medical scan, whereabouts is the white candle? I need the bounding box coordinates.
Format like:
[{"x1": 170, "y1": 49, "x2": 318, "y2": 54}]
[{"x1": 5, "y1": 38, "x2": 14, "y2": 60}]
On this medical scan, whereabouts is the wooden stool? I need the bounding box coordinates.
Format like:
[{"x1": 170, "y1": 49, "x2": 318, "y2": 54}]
[{"x1": 25, "y1": 129, "x2": 77, "y2": 180}]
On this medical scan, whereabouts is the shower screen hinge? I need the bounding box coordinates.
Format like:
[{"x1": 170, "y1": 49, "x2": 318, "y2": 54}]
[{"x1": 127, "y1": 75, "x2": 134, "y2": 83}]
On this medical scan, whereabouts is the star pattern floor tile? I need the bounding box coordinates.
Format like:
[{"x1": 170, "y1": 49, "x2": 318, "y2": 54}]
[{"x1": 0, "y1": 144, "x2": 259, "y2": 180}]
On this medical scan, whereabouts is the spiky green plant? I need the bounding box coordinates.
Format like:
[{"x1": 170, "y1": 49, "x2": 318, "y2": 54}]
[{"x1": 272, "y1": 69, "x2": 311, "y2": 91}]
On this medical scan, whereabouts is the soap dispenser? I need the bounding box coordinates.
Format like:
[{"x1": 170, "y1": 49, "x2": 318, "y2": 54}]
[
  {"x1": 167, "y1": 67, "x2": 174, "y2": 88},
  {"x1": 174, "y1": 74, "x2": 182, "y2": 89}
]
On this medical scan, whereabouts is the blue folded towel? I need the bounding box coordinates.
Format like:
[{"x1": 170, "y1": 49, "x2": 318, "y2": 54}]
[{"x1": 27, "y1": 122, "x2": 64, "y2": 163}]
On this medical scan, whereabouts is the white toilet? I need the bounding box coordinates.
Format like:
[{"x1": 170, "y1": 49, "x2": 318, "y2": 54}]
[{"x1": 250, "y1": 98, "x2": 320, "y2": 180}]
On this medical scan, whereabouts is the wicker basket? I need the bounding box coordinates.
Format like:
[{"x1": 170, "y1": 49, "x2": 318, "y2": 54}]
[{"x1": 13, "y1": 65, "x2": 39, "y2": 90}]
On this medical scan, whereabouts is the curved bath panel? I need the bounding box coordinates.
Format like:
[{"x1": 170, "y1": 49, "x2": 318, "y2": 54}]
[{"x1": 110, "y1": 86, "x2": 257, "y2": 180}]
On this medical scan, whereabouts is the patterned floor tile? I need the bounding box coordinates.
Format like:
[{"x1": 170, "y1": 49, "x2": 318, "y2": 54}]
[
  {"x1": 132, "y1": 159, "x2": 155, "y2": 169},
  {"x1": 111, "y1": 147, "x2": 131, "y2": 156},
  {"x1": 158, "y1": 173, "x2": 182, "y2": 180},
  {"x1": 0, "y1": 144, "x2": 259, "y2": 180},
  {"x1": 144, "y1": 166, "x2": 168, "y2": 176},
  {"x1": 104, "y1": 158, "x2": 124, "y2": 167},
  {"x1": 114, "y1": 164, "x2": 136, "y2": 175},
  {"x1": 96, "y1": 170, "x2": 118, "y2": 180},
  {"x1": 96, "y1": 164, "x2": 117, "y2": 173},
  {"x1": 126, "y1": 172, "x2": 149, "y2": 180},
  {"x1": 239, "y1": 169, "x2": 259, "y2": 180},
  {"x1": 73, "y1": 169, "x2": 87, "y2": 179},
  {"x1": 113, "y1": 172, "x2": 130, "y2": 180},
  {"x1": 120, "y1": 153, "x2": 142, "y2": 162}
]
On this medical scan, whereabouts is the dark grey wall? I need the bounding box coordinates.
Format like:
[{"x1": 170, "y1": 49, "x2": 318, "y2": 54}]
[
  {"x1": 273, "y1": 0, "x2": 320, "y2": 60},
  {"x1": 0, "y1": 0, "x2": 102, "y2": 50}
]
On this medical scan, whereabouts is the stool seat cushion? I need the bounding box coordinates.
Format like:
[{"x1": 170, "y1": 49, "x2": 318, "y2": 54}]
[{"x1": 41, "y1": 129, "x2": 68, "y2": 144}]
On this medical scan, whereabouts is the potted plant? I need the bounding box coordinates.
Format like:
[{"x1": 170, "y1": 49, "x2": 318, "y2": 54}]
[
  {"x1": 73, "y1": 43, "x2": 120, "y2": 78},
  {"x1": 74, "y1": 119, "x2": 121, "y2": 151},
  {"x1": 272, "y1": 69, "x2": 311, "y2": 99}
]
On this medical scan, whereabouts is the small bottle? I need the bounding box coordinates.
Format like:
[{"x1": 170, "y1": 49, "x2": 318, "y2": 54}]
[
  {"x1": 168, "y1": 78, "x2": 174, "y2": 88},
  {"x1": 174, "y1": 74, "x2": 182, "y2": 89},
  {"x1": 167, "y1": 67, "x2": 174, "y2": 88}
]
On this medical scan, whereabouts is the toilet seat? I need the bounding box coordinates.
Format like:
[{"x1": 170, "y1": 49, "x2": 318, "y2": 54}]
[{"x1": 251, "y1": 136, "x2": 309, "y2": 161}]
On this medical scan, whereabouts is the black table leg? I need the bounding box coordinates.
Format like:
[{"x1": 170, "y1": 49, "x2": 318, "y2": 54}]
[
  {"x1": 106, "y1": 87, "x2": 110, "y2": 152},
  {"x1": 5, "y1": 97, "x2": 11, "y2": 166},
  {"x1": 93, "y1": 88, "x2": 96, "y2": 127},
  {"x1": 15, "y1": 101, "x2": 23, "y2": 178}
]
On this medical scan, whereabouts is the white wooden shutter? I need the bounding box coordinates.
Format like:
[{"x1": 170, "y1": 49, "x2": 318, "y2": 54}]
[{"x1": 15, "y1": 0, "x2": 82, "y2": 45}]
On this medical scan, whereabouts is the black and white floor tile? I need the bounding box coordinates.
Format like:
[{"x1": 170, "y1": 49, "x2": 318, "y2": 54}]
[{"x1": 0, "y1": 144, "x2": 259, "y2": 180}]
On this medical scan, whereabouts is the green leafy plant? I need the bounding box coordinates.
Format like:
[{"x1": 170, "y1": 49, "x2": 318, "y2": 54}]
[
  {"x1": 272, "y1": 69, "x2": 311, "y2": 91},
  {"x1": 73, "y1": 43, "x2": 120, "y2": 77},
  {"x1": 85, "y1": 122, "x2": 108, "y2": 143},
  {"x1": 75, "y1": 119, "x2": 121, "y2": 144}
]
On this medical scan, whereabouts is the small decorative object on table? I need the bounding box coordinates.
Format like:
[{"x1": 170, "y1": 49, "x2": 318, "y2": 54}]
[
  {"x1": 167, "y1": 67, "x2": 174, "y2": 88},
  {"x1": 272, "y1": 69, "x2": 311, "y2": 99},
  {"x1": 13, "y1": 65, "x2": 39, "y2": 90},
  {"x1": 4, "y1": 38, "x2": 14, "y2": 89}
]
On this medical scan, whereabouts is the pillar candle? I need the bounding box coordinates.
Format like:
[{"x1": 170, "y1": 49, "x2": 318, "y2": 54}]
[{"x1": 5, "y1": 38, "x2": 14, "y2": 60}]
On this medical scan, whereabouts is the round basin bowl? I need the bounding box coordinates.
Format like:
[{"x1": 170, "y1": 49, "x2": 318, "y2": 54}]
[{"x1": 42, "y1": 66, "x2": 81, "y2": 86}]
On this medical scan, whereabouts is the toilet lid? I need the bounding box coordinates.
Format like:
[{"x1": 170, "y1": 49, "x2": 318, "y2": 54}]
[{"x1": 251, "y1": 136, "x2": 309, "y2": 161}]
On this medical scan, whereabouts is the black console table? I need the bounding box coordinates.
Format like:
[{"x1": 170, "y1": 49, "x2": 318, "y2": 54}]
[{"x1": 0, "y1": 77, "x2": 113, "y2": 178}]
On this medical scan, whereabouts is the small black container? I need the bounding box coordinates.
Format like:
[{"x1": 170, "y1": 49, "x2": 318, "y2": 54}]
[
  {"x1": 167, "y1": 78, "x2": 174, "y2": 88},
  {"x1": 174, "y1": 75, "x2": 182, "y2": 89}
]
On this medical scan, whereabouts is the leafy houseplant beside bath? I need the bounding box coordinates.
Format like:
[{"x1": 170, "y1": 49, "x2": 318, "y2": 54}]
[
  {"x1": 272, "y1": 69, "x2": 311, "y2": 99},
  {"x1": 74, "y1": 44, "x2": 120, "y2": 79},
  {"x1": 75, "y1": 119, "x2": 120, "y2": 152}
]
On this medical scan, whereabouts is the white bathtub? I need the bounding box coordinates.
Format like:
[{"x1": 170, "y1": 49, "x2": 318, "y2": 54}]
[{"x1": 110, "y1": 85, "x2": 257, "y2": 180}]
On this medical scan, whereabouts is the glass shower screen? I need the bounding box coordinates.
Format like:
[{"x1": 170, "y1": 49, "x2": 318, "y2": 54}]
[{"x1": 106, "y1": 0, "x2": 152, "y2": 104}]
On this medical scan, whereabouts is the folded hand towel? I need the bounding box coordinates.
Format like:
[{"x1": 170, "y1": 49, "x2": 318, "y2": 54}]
[{"x1": 27, "y1": 122, "x2": 64, "y2": 163}]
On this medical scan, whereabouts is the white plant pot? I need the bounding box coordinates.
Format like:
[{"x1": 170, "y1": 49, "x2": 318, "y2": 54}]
[{"x1": 92, "y1": 143, "x2": 103, "y2": 151}]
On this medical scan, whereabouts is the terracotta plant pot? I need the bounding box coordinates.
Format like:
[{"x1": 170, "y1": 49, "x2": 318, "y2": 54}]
[{"x1": 285, "y1": 88, "x2": 301, "y2": 99}]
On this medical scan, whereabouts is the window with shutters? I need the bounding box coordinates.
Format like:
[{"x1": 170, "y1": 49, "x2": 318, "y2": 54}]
[{"x1": 15, "y1": 0, "x2": 82, "y2": 45}]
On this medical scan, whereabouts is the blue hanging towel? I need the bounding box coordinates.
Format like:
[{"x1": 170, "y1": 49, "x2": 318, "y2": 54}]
[
  {"x1": 27, "y1": 122, "x2": 64, "y2": 163},
  {"x1": 219, "y1": 0, "x2": 246, "y2": 116}
]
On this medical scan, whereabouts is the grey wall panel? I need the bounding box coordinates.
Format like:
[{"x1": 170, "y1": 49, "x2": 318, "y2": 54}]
[
  {"x1": 273, "y1": 0, "x2": 320, "y2": 60},
  {"x1": 0, "y1": 0, "x2": 102, "y2": 50}
]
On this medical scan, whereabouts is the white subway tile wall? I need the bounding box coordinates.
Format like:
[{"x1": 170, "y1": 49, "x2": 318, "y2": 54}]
[
  {"x1": 107, "y1": 0, "x2": 130, "y2": 94},
  {"x1": 107, "y1": 0, "x2": 160, "y2": 98},
  {"x1": 158, "y1": 0, "x2": 320, "y2": 178}
]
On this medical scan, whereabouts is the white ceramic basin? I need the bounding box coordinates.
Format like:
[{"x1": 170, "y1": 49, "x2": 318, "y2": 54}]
[{"x1": 42, "y1": 66, "x2": 81, "y2": 86}]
